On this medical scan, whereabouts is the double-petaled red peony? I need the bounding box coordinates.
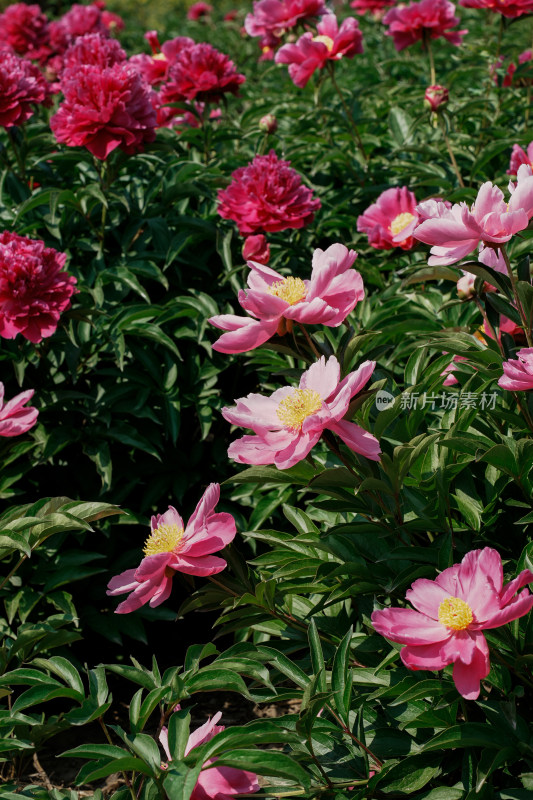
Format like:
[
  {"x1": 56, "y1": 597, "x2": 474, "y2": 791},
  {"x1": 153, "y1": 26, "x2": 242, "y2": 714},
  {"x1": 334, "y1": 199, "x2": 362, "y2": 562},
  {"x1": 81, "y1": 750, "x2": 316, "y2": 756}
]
[
  {"x1": 245, "y1": 0, "x2": 326, "y2": 39},
  {"x1": 129, "y1": 31, "x2": 195, "y2": 86},
  {"x1": 51, "y1": 63, "x2": 157, "y2": 160},
  {"x1": 159, "y1": 42, "x2": 245, "y2": 105},
  {"x1": 275, "y1": 13, "x2": 363, "y2": 87},
  {"x1": 460, "y1": 0, "x2": 533, "y2": 16},
  {"x1": 383, "y1": 0, "x2": 467, "y2": 51},
  {"x1": 60, "y1": 33, "x2": 127, "y2": 74},
  {"x1": 187, "y1": 2, "x2": 213, "y2": 19},
  {"x1": 218, "y1": 150, "x2": 321, "y2": 235},
  {"x1": 0, "y1": 231, "x2": 77, "y2": 344},
  {"x1": 0, "y1": 50, "x2": 51, "y2": 129},
  {"x1": 0, "y1": 3, "x2": 49, "y2": 61}
]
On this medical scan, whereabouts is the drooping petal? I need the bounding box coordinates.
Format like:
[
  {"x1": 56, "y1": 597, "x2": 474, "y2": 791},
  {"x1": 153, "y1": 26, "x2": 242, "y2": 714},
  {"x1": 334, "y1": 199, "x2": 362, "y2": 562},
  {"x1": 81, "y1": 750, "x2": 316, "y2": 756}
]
[
  {"x1": 451, "y1": 635, "x2": 490, "y2": 700},
  {"x1": 477, "y1": 589, "x2": 533, "y2": 630},
  {"x1": 400, "y1": 640, "x2": 453, "y2": 671},
  {"x1": 328, "y1": 419, "x2": 381, "y2": 461},
  {"x1": 371, "y1": 607, "x2": 450, "y2": 645},
  {"x1": 499, "y1": 568, "x2": 533, "y2": 606},
  {"x1": 173, "y1": 553, "x2": 227, "y2": 576}
]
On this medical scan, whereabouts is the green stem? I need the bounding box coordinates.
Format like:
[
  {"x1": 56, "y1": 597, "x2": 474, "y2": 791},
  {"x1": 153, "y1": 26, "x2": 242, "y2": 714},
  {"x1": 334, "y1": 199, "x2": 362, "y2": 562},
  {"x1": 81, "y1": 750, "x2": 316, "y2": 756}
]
[
  {"x1": 423, "y1": 31, "x2": 436, "y2": 85},
  {"x1": 326, "y1": 705, "x2": 383, "y2": 769},
  {"x1": 439, "y1": 117, "x2": 464, "y2": 188},
  {"x1": 327, "y1": 63, "x2": 368, "y2": 163},
  {"x1": 0, "y1": 555, "x2": 27, "y2": 592},
  {"x1": 7, "y1": 129, "x2": 25, "y2": 179}
]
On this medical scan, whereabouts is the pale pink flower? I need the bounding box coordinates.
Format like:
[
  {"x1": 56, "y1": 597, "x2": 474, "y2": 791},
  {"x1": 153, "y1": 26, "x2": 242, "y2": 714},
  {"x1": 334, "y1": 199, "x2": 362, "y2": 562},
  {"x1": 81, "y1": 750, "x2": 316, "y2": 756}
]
[
  {"x1": 372, "y1": 547, "x2": 533, "y2": 699},
  {"x1": 160, "y1": 711, "x2": 259, "y2": 800},
  {"x1": 209, "y1": 243, "x2": 363, "y2": 354},
  {"x1": 508, "y1": 142, "x2": 533, "y2": 176},
  {"x1": 0, "y1": 383, "x2": 38, "y2": 437},
  {"x1": 222, "y1": 355, "x2": 380, "y2": 469},
  {"x1": 413, "y1": 175, "x2": 533, "y2": 265},
  {"x1": 357, "y1": 187, "x2": 419, "y2": 250},
  {"x1": 441, "y1": 354, "x2": 468, "y2": 385},
  {"x1": 498, "y1": 348, "x2": 533, "y2": 390},
  {"x1": 107, "y1": 484, "x2": 236, "y2": 614}
]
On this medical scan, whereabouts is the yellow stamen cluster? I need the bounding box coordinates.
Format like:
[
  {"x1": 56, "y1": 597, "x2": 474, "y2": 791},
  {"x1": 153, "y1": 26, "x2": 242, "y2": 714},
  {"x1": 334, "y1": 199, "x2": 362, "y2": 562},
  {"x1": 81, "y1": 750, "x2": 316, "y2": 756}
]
[
  {"x1": 438, "y1": 596, "x2": 473, "y2": 630},
  {"x1": 277, "y1": 388, "x2": 322, "y2": 431},
  {"x1": 267, "y1": 277, "x2": 307, "y2": 306},
  {"x1": 153, "y1": 53, "x2": 167, "y2": 61},
  {"x1": 390, "y1": 212, "x2": 416, "y2": 237},
  {"x1": 143, "y1": 523, "x2": 184, "y2": 557},
  {"x1": 312, "y1": 35, "x2": 334, "y2": 52}
]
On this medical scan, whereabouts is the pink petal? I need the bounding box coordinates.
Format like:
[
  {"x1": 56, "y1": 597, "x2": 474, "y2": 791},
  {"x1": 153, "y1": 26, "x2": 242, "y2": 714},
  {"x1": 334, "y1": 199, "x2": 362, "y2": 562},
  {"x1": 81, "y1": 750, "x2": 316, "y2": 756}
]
[
  {"x1": 500, "y1": 568, "x2": 533, "y2": 606},
  {"x1": 371, "y1": 607, "x2": 450, "y2": 645},
  {"x1": 451, "y1": 635, "x2": 490, "y2": 700},
  {"x1": 185, "y1": 712, "x2": 223, "y2": 754},
  {"x1": 299, "y1": 355, "x2": 340, "y2": 399},
  {"x1": 274, "y1": 429, "x2": 322, "y2": 469},
  {"x1": 400, "y1": 640, "x2": 452, "y2": 671},
  {"x1": 477, "y1": 589, "x2": 533, "y2": 630},
  {"x1": 173, "y1": 553, "x2": 227, "y2": 576},
  {"x1": 181, "y1": 512, "x2": 236, "y2": 557},
  {"x1": 406, "y1": 578, "x2": 449, "y2": 619},
  {"x1": 326, "y1": 360, "x2": 375, "y2": 420},
  {"x1": 328, "y1": 419, "x2": 381, "y2": 461},
  {"x1": 186, "y1": 483, "x2": 220, "y2": 536},
  {"x1": 439, "y1": 629, "x2": 477, "y2": 665},
  {"x1": 107, "y1": 568, "x2": 139, "y2": 596},
  {"x1": 210, "y1": 315, "x2": 278, "y2": 354}
]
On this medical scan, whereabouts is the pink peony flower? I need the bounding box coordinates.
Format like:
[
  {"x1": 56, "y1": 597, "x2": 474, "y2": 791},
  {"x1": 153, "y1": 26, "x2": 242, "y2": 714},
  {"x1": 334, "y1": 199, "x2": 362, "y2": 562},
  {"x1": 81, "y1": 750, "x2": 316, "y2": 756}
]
[
  {"x1": 245, "y1": 0, "x2": 327, "y2": 39},
  {"x1": 210, "y1": 243, "x2": 364, "y2": 354},
  {"x1": 0, "y1": 231, "x2": 76, "y2": 344},
  {"x1": 160, "y1": 711, "x2": 260, "y2": 800},
  {"x1": 159, "y1": 43, "x2": 245, "y2": 105},
  {"x1": 222, "y1": 355, "x2": 380, "y2": 469},
  {"x1": 0, "y1": 51, "x2": 51, "y2": 129},
  {"x1": 187, "y1": 2, "x2": 213, "y2": 19},
  {"x1": 51, "y1": 63, "x2": 157, "y2": 160},
  {"x1": 48, "y1": 3, "x2": 108, "y2": 52},
  {"x1": 107, "y1": 484, "x2": 236, "y2": 614},
  {"x1": 0, "y1": 3, "x2": 49, "y2": 60},
  {"x1": 383, "y1": 0, "x2": 467, "y2": 52},
  {"x1": 372, "y1": 547, "x2": 533, "y2": 699},
  {"x1": 460, "y1": 0, "x2": 533, "y2": 17},
  {"x1": 60, "y1": 33, "x2": 127, "y2": 74},
  {"x1": 0, "y1": 383, "x2": 38, "y2": 437},
  {"x1": 350, "y1": 0, "x2": 395, "y2": 14},
  {"x1": 441, "y1": 353, "x2": 469, "y2": 384},
  {"x1": 425, "y1": 84, "x2": 449, "y2": 111},
  {"x1": 413, "y1": 174, "x2": 533, "y2": 265},
  {"x1": 217, "y1": 150, "x2": 321, "y2": 235},
  {"x1": 498, "y1": 348, "x2": 533, "y2": 390},
  {"x1": 275, "y1": 13, "x2": 363, "y2": 88},
  {"x1": 130, "y1": 32, "x2": 195, "y2": 86},
  {"x1": 242, "y1": 234, "x2": 271, "y2": 265},
  {"x1": 508, "y1": 142, "x2": 533, "y2": 176},
  {"x1": 357, "y1": 187, "x2": 419, "y2": 250}
]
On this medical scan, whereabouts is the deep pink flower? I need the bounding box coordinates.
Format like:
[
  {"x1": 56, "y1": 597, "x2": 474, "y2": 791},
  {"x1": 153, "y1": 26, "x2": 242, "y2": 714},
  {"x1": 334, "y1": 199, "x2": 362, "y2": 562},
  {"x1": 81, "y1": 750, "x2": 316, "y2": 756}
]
[
  {"x1": 0, "y1": 51, "x2": 51, "y2": 129},
  {"x1": 357, "y1": 187, "x2": 419, "y2": 250},
  {"x1": 413, "y1": 174, "x2": 533, "y2": 265},
  {"x1": 242, "y1": 234, "x2": 271, "y2": 265},
  {"x1": 210, "y1": 243, "x2": 364, "y2": 353},
  {"x1": 60, "y1": 33, "x2": 126, "y2": 74},
  {"x1": 101, "y1": 10, "x2": 124, "y2": 32},
  {"x1": 383, "y1": 0, "x2": 467, "y2": 52},
  {"x1": 0, "y1": 383, "x2": 38, "y2": 437},
  {"x1": 0, "y1": 231, "x2": 76, "y2": 344},
  {"x1": 49, "y1": 3, "x2": 108, "y2": 51},
  {"x1": 245, "y1": 0, "x2": 327, "y2": 39},
  {"x1": 508, "y1": 142, "x2": 533, "y2": 176},
  {"x1": 372, "y1": 547, "x2": 533, "y2": 699},
  {"x1": 425, "y1": 84, "x2": 449, "y2": 111},
  {"x1": 350, "y1": 0, "x2": 395, "y2": 14},
  {"x1": 51, "y1": 63, "x2": 157, "y2": 160},
  {"x1": 160, "y1": 711, "x2": 260, "y2": 800},
  {"x1": 130, "y1": 32, "x2": 195, "y2": 86},
  {"x1": 107, "y1": 483, "x2": 236, "y2": 614},
  {"x1": 460, "y1": 0, "x2": 533, "y2": 16},
  {"x1": 218, "y1": 150, "x2": 321, "y2": 235},
  {"x1": 159, "y1": 43, "x2": 245, "y2": 105},
  {"x1": 498, "y1": 348, "x2": 533, "y2": 390},
  {"x1": 187, "y1": 2, "x2": 213, "y2": 19},
  {"x1": 275, "y1": 13, "x2": 363, "y2": 87},
  {"x1": 0, "y1": 3, "x2": 49, "y2": 60},
  {"x1": 222, "y1": 355, "x2": 380, "y2": 469}
]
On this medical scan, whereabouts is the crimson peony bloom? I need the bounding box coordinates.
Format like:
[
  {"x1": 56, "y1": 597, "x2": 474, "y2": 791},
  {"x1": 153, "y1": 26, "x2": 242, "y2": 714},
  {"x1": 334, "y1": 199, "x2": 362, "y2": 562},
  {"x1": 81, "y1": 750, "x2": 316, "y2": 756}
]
[
  {"x1": 159, "y1": 42, "x2": 245, "y2": 104},
  {"x1": 0, "y1": 51, "x2": 51, "y2": 128},
  {"x1": 210, "y1": 243, "x2": 364, "y2": 354},
  {"x1": 187, "y1": 2, "x2": 213, "y2": 19},
  {"x1": 372, "y1": 547, "x2": 533, "y2": 699},
  {"x1": 51, "y1": 63, "x2": 157, "y2": 160},
  {"x1": 245, "y1": 0, "x2": 327, "y2": 39},
  {"x1": 160, "y1": 711, "x2": 260, "y2": 800},
  {"x1": 130, "y1": 31, "x2": 195, "y2": 86},
  {"x1": 0, "y1": 3, "x2": 49, "y2": 60},
  {"x1": 218, "y1": 150, "x2": 321, "y2": 235},
  {"x1": 425, "y1": 84, "x2": 449, "y2": 110},
  {"x1": 350, "y1": 0, "x2": 395, "y2": 13},
  {"x1": 383, "y1": 0, "x2": 467, "y2": 52},
  {"x1": 60, "y1": 33, "x2": 127, "y2": 74},
  {"x1": 223, "y1": 355, "x2": 380, "y2": 469},
  {"x1": 0, "y1": 231, "x2": 76, "y2": 344},
  {"x1": 357, "y1": 187, "x2": 419, "y2": 250},
  {"x1": 508, "y1": 142, "x2": 533, "y2": 176},
  {"x1": 0, "y1": 383, "x2": 38, "y2": 437},
  {"x1": 275, "y1": 13, "x2": 363, "y2": 87},
  {"x1": 460, "y1": 0, "x2": 533, "y2": 16},
  {"x1": 107, "y1": 484, "x2": 236, "y2": 613}
]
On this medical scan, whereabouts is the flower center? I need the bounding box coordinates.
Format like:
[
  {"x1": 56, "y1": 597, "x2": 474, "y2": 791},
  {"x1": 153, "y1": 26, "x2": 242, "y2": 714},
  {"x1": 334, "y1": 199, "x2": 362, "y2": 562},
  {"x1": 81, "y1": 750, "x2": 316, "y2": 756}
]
[
  {"x1": 153, "y1": 53, "x2": 167, "y2": 61},
  {"x1": 143, "y1": 523, "x2": 184, "y2": 557},
  {"x1": 438, "y1": 596, "x2": 473, "y2": 630},
  {"x1": 267, "y1": 276, "x2": 307, "y2": 305},
  {"x1": 312, "y1": 34, "x2": 334, "y2": 51},
  {"x1": 390, "y1": 212, "x2": 416, "y2": 237},
  {"x1": 277, "y1": 388, "x2": 322, "y2": 430}
]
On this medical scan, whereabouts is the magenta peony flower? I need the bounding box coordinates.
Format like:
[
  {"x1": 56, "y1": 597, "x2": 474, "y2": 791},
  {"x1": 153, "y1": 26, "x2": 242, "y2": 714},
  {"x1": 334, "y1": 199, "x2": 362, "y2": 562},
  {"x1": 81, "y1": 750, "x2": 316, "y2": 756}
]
[
  {"x1": 413, "y1": 170, "x2": 533, "y2": 265},
  {"x1": 498, "y1": 348, "x2": 533, "y2": 390},
  {"x1": 0, "y1": 51, "x2": 51, "y2": 129},
  {"x1": 160, "y1": 711, "x2": 260, "y2": 800},
  {"x1": 460, "y1": 0, "x2": 533, "y2": 16},
  {"x1": 508, "y1": 142, "x2": 533, "y2": 176},
  {"x1": 0, "y1": 383, "x2": 38, "y2": 437},
  {"x1": 60, "y1": 33, "x2": 127, "y2": 74},
  {"x1": 210, "y1": 243, "x2": 364, "y2": 354},
  {"x1": 357, "y1": 187, "x2": 419, "y2": 250},
  {"x1": 218, "y1": 150, "x2": 321, "y2": 235},
  {"x1": 0, "y1": 231, "x2": 76, "y2": 344},
  {"x1": 245, "y1": 0, "x2": 327, "y2": 39},
  {"x1": 383, "y1": 0, "x2": 467, "y2": 52},
  {"x1": 372, "y1": 547, "x2": 533, "y2": 699},
  {"x1": 350, "y1": 0, "x2": 395, "y2": 14},
  {"x1": 130, "y1": 32, "x2": 195, "y2": 87},
  {"x1": 159, "y1": 43, "x2": 245, "y2": 105},
  {"x1": 187, "y1": 2, "x2": 213, "y2": 19},
  {"x1": 48, "y1": 3, "x2": 108, "y2": 51},
  {"x1": 51, "y1": 63, "x2": 157, "y2": 160},
  {"x1": 275, "y1": 13, "x2": 363, "y2": 88},
  {"x1": 107, "y1": 484, "x2": 237, "y2": 614},
  {"x1": 223, "y1": 355, "x2": 380, "y2": 469},
  {"x1": 242, "y1": 234, "x2": 271, "y2": 265},
  {"x1": 0, "y1": 3, "x2": 49, "y2": 60},
  {"x1": 425, "y1": 84, "x2": 449, "y2": 111}
]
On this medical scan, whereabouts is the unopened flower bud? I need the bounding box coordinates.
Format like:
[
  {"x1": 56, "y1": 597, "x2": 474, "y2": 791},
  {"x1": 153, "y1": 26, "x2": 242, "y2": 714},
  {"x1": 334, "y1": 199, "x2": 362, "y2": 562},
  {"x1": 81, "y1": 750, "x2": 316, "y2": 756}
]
[
  {"x1": 425, "y1": 85, "x2": 449, "y2": 112},
  {"x1": 457, "y1": 273, "x2": 476, "y2": 300},
  {"x1": 259, "y1": 113, "x2": 277, "y2": 134},
  {"x1": 242, "y1": 234, "x2": 270, "y2": 265}
]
